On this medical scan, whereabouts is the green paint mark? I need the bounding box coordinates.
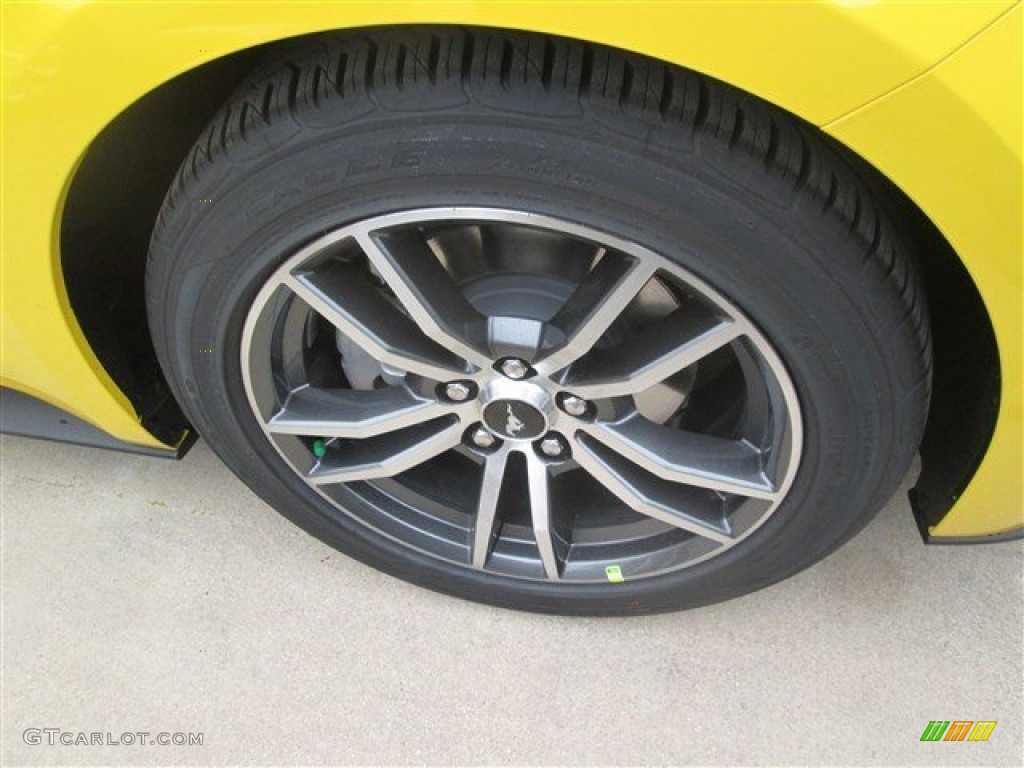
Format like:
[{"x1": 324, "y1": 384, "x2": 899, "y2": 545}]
[
  {"x1": 312, "y1": 439, "x2": 327, "y2": 458},
  {"x1": 604, "y1": 565, "x2": 624, "y2": 583}
]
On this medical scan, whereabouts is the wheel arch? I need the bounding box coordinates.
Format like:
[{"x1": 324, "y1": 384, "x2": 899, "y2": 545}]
[{"x1": 56, "y1": 19, "x2": 1007, "y2": 535}]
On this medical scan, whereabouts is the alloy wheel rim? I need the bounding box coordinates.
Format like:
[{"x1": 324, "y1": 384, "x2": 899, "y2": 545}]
[{"x1": 241, "y1": 208, "x2": 803, "y2": 583}]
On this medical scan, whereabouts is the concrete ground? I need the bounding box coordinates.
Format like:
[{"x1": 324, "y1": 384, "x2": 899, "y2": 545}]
[{"x1": 1, "y1": 434, "x2": 1021, "y2": 767}]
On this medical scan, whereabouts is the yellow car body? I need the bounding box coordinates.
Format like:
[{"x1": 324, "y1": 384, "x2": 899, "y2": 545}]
[{"x1": 2, "y1": 1, "x2": 1021, "y2": 540}]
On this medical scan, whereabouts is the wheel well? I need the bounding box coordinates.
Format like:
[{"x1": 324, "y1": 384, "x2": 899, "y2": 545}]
[
  {"x1": 59, "y1": 26, "x2": 1000, "y2": 527},
  {"x1": 897, "y1": 200, "x2": 1001, "y2": 536},
  {"x1": 59, "y1": 42, "x2": 268, "y2": 445}
]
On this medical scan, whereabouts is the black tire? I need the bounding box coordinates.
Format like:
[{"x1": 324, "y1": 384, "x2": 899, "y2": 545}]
[{"x1": 147, "y1": 28, "x2": 931, "y2": 615}]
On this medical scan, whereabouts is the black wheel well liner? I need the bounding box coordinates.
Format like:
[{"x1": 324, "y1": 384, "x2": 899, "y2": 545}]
[{"x1": 58, "y1": 25, "x2": 1000, "y2": 533}]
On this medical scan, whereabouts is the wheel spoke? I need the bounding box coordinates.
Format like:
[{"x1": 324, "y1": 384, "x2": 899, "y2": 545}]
[
  {"x1": 560, "y1": 306, "x2": 742, "y2": 399},
  {"x1": 526, "y1": 453, "x2": 563, "y2": 580},
  {"x1": 471, "y1": 446, "x2": 511, "y2": 568},
  {"x1": 308, "y1": 417, "x2": 463, "y2": 484},
  {"x1": 284, "y1": 261, "x2": 465, "y2": 382},
  {"x1": 580, "y1": 416, "x2": 778, "y2": 499},
  {"x1": 536, "y1": 252, "x2": 656, "y2": 375},
  {"x1": 267, "y1": 385, "x2": 457, "y2": 439},
  {"x1": 573, "y1": 434, "x2": 735, "y2": 544},
  {"x1": 355, "y1": 228, "x2": 493, "y2": 368}
]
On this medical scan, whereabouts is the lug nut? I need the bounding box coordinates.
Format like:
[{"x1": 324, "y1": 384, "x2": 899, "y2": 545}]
[
  {"x1": 499, "y1": 358, "x2": 530, "y2": 380},
  {"x1": 539, "y1": 435, "x2": 567, "y2": 459},
  {"x1": 444, "y1": 381, "x2": 473, "y2": 402},
  {"x1": 560, "y1": 394, "x2": 589, "y2": 417},
  {"x1": 470, "y1": 427, "x2": 497, "y2": 449}
]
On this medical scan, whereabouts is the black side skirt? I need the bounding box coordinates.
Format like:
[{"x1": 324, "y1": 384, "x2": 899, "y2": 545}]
[{"x1": 0, "y1": 386, "x2": 194, "y2": 459}]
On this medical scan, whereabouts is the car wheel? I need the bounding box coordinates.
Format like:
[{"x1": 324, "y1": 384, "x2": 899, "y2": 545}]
[{"x1": 147, "y1": 28, "x2": 931, "y2": 614}]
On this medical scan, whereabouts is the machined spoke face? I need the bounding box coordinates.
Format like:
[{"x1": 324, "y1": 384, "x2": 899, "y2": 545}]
[
  {"x1": 241, "y1": 208, "x2": 802, "y2": 584},
  {"x1": 470, "y1": 448, "x2": 568, "y2": 579},
  {"x1": 268, "y1": 386, "x2": 455, "y2": 439},
  {"x1": 578, "y1": 415, "x2": 778, "y2": 500},
  {"x1": 526, "y1": 453, "x2": 564, "y2": 580},
  {"x1": 573, "y1": 435, "x2": 735, "y2": 544},
  {"x1": 308, "y1": 417, "x2": 463, "y2": 484},
  {"x1": 284, "y1": 262, "x2": 466, "y2": 382},
  {"x1": 354, "y1": 228, "x2": 494, "y2": 369},
  {"x1": 537, "y1": 251, "x2": 657, "y2": 375},
  {"x1": 559, "y1": 306, "x2": 743, "y2": 399},
  {"x1": 471, "y1": 447, "x2": 510, "y2": 569}
]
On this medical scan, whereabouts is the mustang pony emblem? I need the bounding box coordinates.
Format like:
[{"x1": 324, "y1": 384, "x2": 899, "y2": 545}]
[{"x1": 505, "y1": 404, "x2": 526, "y2": 435}]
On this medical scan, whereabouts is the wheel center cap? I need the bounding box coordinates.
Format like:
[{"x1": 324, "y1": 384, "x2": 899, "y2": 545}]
[
  {"x1": 480, "y1": 380, "x2": 552, "y2": 441},
  {"x1": 483, "y1": 400, "x2": 546, "y2": 440}
]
